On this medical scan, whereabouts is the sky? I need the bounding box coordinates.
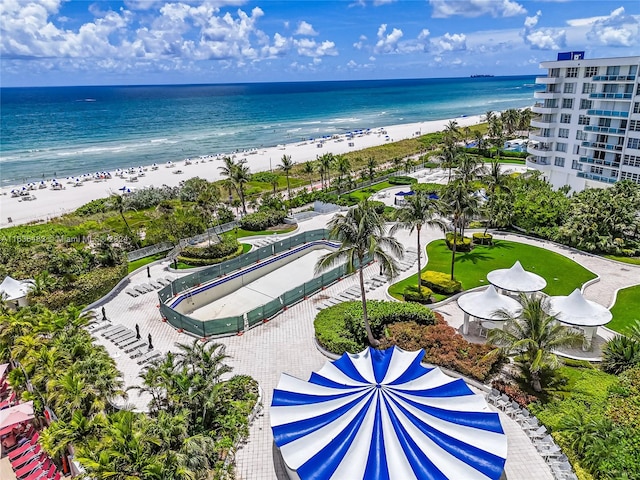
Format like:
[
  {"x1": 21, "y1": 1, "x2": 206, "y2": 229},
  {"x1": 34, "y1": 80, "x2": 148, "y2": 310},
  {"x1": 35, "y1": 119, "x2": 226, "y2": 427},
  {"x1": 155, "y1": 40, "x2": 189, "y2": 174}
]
[{"x1": 1, "y1": 0, "x2": 638, "y2": 87}]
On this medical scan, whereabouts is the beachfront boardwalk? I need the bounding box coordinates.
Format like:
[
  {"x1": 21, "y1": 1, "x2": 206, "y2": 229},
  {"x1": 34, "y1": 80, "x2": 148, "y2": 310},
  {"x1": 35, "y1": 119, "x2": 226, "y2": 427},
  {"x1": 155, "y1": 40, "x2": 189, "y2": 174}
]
[{"x1": 91, "y1": 211, "x2": 640, "y2": 480}]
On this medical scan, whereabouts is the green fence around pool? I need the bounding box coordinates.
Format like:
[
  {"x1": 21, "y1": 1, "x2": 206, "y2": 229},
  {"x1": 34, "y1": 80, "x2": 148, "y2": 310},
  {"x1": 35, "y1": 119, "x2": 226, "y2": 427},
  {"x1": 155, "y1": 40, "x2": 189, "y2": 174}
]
[{"x1": 157, "y1": 229, "x2": 371, "y2": 338}]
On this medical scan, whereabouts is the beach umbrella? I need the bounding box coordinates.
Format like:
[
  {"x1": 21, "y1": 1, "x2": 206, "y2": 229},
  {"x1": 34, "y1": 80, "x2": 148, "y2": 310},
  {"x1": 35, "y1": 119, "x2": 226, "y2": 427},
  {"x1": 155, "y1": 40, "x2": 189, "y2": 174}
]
[
  {"x1": 271, "y1": 347, "x2": 507, "y2": 480},
  {"x1": 119, "y1": 186, "x2": 128, "y2": 191},
  {"x1": 0, "y1": 401, "x2": 34, "y2": 431}
]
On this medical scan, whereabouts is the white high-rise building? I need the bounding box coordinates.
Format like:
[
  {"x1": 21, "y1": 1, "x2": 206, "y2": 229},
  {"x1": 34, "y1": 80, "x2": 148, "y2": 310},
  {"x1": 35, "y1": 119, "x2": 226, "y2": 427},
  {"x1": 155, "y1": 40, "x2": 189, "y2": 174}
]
[{"x1": 527, "y1": 52, "x2": 640, "y2": 191}]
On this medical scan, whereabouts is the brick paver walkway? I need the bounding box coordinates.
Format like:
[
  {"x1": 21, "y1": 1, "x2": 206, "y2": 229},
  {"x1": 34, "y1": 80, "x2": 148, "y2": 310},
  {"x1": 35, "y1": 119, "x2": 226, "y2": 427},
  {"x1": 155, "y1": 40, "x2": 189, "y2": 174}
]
[{"x1": 93, "y1": 212, "x2": 640, "y2": 480}]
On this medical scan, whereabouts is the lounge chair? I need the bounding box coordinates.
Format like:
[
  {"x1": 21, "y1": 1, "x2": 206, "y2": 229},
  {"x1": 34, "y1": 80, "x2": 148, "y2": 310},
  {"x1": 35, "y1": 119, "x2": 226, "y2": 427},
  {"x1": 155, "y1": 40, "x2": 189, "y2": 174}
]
[
  {"x1": 117, "y1": 336, "x2": 142, "y2": 349},
  {"x1": 125, "y1": 288, "x2": 139, "y2": 297},
  {"x1": 136, "y1": 350, "x2": 161, "y2": 365},
  {"x1": 139, "y1": 283, "x2": 154, "y2": 292},
  {"x1": 149, "y1": 281, "x2": 162, "y2": 289},
  {"x1": 132, "y1": 285, "x2": 147, "y2": 295},
  {"x1": 125, "y1": 340, "x2": 148, "y2": 354},
  {"x1": 87, "y1": 321, "x2": 111, "y2": 332},
  {"x1": 14, "y1": 455, "x2": 45, "y2": 478},
  {"x1": 8, "y1": 435, "x2": 39, "y2": 461},
  {"x1": 102, "y1": 326, "x2": 127, "y2": 339},
  {"x1": 165, "y1": 275, "x2": 175, "y2": 282},
  {"x1": 112, "y1": 331, "x2": 136, "y2": 344},
  {"x1": 11, "y1": 445, "x2": 41, "y2": 468},
  {"x1": 109, "y1": 330, "x2": 135, "y2": 342}
]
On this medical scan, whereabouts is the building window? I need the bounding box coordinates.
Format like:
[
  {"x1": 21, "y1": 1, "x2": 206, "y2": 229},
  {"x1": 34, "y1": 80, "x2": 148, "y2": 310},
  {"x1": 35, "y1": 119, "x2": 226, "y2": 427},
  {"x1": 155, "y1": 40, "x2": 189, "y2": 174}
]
[
  {"x1": 563, "y1": 83, "x2": 576, "y2": 94},
  {"x1": 579, "y1": 99, "x2": 592, "y2": 110},
  {"x1": 623, "y1": 155, "x2": 640, "y2": 168},
  {"x1": 562, "y1": 98, "x2": 574, "y2": 109},
  {"x1": 556, "y1": 142, "x2": 568, "y2": 152},
  {"x1": 603, "y1": 84, "x2": 619, "y2": 93},
  {"x1": 630, "y1": 65, "x2": 638, "y2": 75},
  {"x1": 571, "y1": 160, "x2": 582, "y2": 170},
  {"x1": 621, "y1": 172, "x2": 640, "y2": 184},
  {"x1": 576, "y1": 130, "x2": 588, "y2": 140},
  {"x1": 629, "y1": 120, "x2": 640, "y2": 132},
  {"x1": 637, "y1": 84, "x2": 640, "y2": 95},
  {"x1": 582, "y1": 83, "x2": 596, "y2": 94},
  {"x1": 627, "y1": 138, "x2": 640, "y2": 150},
  {"x1": 554, "y1": 157, "x2": 565, "y2": 167},
  {"x1": 605, "y1": 66, "x2": 620, "y2": 76},
  {"x1": 549, "y1": 68, "x2": 560, "y2": 78},
  {"x1": 585, "y1": 66, "x2": 599, "y2": 77},
  {"x1": 634, "y1": 103, "x2": 640, "y2": 114},
  {"x1": 560, "y1": 113, "x2": 572, "y2": 123},
  {"x1": 578, "y1": 115, "x2": 590, "y2": 126},
  {"x1": 566, "y1": 67, "x2": 578, "y2": 78},
  {"x1": 591, "y1": 166, "x2": 603, "y2": 175},
  {"x1": 558, "y1": 128, "x2": 569, "y2": 138}
]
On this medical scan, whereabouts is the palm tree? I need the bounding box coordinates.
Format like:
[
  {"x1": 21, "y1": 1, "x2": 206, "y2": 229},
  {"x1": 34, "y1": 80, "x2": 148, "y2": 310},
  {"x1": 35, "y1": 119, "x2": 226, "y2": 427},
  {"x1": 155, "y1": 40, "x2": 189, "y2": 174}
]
[
  {"x1": 517, "y1": 108, "x2": 533, "y2": 135},
  {"x1": 194, "y1": 183, "x2": 221, "y2": 244},
  {"x1": 109, "y1": 194, "x2": 139, "y2": 248},
  {"x1": 404, "y1": 157, "x2": 414, "y2": 174},
  {"x1": 441, "y1": 140, "x2": 459, "y2": 182},
  {"x1": 454, "y1": 153, "x2": 485, "y2": 186},
  {"x1": 278, "y1": 154, "x2": 294, "y2": 206},
  {"x1": 218, "y1": 156, "x2": 237, "y2": 206},
  {"x1": 392, "y1": 191, "x2": 445, "y2": 294},
  {"x1": 303, "y1": 161, "x2": 314, "y2": 189},
  {"x1": 440, "y1": 181, "x2": 480, "y2": 280},
  {"x1": 367, "y1": 157, "x2": 377, "y2": 181},
  {"x1": 230, "y1": 160, "x2": 251, "y2": 215},
  {"x1": 488, "y1": 295, "x2": 583, "y2": 392},
  {"x1": 315, "y1": 199, "x2": 402, "y2": 346},
  {"x1": 392, "y1": 157, "x2": 403, "y2": 173},
  {"x1": 318, "y1": 153, "x2": 334, "y2": 190},
  {"x1": 335, "y1": 155, "x2": 351, "y2": 193}
]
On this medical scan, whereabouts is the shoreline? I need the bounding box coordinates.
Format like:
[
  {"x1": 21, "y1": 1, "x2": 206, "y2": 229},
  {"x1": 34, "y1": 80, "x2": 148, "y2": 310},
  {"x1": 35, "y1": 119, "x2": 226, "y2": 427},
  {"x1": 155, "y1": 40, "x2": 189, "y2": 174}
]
[{"x1": 0, "y1": 114, "x2": 485, "y2": 228}]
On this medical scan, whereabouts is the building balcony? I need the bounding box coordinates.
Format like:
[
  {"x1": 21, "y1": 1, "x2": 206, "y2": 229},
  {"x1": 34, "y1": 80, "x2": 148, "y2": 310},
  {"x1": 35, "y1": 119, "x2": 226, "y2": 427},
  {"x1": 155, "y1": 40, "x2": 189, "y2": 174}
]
[
  {"x1": 589, "y1": 93, "x2": 633, "y2": 100},
  {"x1": 529, "y1": 131, "x2": 554, "y2": 143},
  {"x1": 535, "y1": 91, "x2": 563, "y2": 100},
  {"x1": 527, "y1": 143, "x2": 553, "y2": 154},
  {"x1": 526, "y1": 155, "x2": 552, "y2": 171},
  {"x1": 578, "y1": 156, "x2": 621, "y2": 168},
  {"x1": 587, "y1": 109, "x2": 629, "y2": 118},
  {"x1": 535, "y1": 76, "x2": 562, "y2": 84},
  {"x1": 581, "y1": 142, "x2": 623, "y2": 152},
  {"x1": 532, "y1": 103, "x2": 558, "y2": 115},
  {"x1": 592, "y1": 75, "x2": 636, "y2": 82},
  {"x1": 577, "y1": 171, "x2": 619, "y2": 184},
  {"x1": 583, "y1": 126, "x2": 626, "y2": 135},
  {"x1": 530, "y1": 118, "x2": 555, "y2": 129}
]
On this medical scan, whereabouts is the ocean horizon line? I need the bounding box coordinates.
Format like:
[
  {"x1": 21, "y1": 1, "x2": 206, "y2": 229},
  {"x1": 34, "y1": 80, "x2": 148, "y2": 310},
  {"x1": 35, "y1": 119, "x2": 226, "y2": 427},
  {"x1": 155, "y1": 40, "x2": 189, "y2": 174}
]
[{"x1": 0, "y1": 74, "x2": 538, "y2": 91}]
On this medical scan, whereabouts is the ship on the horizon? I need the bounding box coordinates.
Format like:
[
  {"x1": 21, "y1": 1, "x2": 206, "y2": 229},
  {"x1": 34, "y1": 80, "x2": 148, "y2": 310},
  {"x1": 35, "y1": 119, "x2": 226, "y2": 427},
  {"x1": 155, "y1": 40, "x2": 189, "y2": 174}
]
[{"x1": 470, "y1": 74, "x2": 494, "y2": 78}]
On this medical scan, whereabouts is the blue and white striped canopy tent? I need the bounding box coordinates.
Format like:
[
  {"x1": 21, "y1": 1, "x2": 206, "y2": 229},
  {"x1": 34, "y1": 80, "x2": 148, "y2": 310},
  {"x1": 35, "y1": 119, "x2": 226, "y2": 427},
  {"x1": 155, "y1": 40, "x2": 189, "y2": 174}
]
[{"x1": 271, "y1": 347, "x2": 507, "y2": 480}]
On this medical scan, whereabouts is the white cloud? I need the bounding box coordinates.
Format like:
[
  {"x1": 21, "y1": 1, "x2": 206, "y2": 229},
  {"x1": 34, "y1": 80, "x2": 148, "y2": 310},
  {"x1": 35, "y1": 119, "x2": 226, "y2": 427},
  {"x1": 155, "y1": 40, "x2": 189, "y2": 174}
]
[
  {"x1": 294, "y1": 38, "x2": 338, "y2": 58},
  {"x1": 374, "y1": 24, "x2": 403, "y2": 53},
  {"x1": 430, "y1": 0, "x2": 526, "y2": 18},
  {"x1": 432, "y1": 32, "x2": 467, "y2": 52},
  {"x1": 586, "y1": 7, "x2": 638, "y2": 47},
  {"x1": 522, "y1": 10, "x2": 566, "y2": 50},
  {"x1": 295, "y1": 21, "x2": 318, "y2": 36},
  {"x1": 373, "y1": 0, "x2": 397, "y2": 5},
  {"x1": 353, "y1": 34, "x2": 367, "y2": 49}
]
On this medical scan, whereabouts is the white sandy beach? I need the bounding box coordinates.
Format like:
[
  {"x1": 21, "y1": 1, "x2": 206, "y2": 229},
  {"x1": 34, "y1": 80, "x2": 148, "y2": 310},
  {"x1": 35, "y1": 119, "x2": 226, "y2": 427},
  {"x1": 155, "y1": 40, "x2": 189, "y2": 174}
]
[{"x1": 0, "y1": 115, "x2": 484, "y2": 227}]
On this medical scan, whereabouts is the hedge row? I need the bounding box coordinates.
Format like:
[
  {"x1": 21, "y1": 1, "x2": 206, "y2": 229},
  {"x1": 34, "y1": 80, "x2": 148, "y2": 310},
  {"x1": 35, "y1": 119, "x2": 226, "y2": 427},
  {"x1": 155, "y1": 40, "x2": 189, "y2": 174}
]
[
  {"x1": 403, "y1": 285, "x2": 433, "y2": 303},
  {"x1": 239, "y1": 210, "x2": 286, "y2": 231},
  {"x1": 420, "y1": 270, "x2": 462, "y2": 295},
  {"x1": 315, "y1": 300, "x2": 436, "y2": 354},
  {"x1": 445, "y1": 233, "x2": 473, "y2": 252},
  {"x1": 472, "y1": 233, "x2": 493, "y2": 245},
  {"x1": 388, "y1": 175, "x2": 417, "y2": 185},
  {"x1": 178, "y1": 244, "x2": 244, "y2": 266},
  {"x1": 181, "y1": 238, "x2": 239, "y2": 260}
]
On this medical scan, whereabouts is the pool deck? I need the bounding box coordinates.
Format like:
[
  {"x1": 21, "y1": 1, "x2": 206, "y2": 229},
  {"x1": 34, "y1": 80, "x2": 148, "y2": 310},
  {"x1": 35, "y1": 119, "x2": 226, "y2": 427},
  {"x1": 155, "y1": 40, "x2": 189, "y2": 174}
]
[{"x1": 90, "y1": 206, "x2": 640, "y2": 480}]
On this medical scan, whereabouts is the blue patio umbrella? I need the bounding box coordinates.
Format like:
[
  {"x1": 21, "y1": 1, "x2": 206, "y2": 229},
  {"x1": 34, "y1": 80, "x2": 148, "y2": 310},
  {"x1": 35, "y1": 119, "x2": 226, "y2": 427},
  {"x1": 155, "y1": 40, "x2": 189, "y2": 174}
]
[
  {"x1": 271, "y1": 347, "x2": 507, "y2": 480},
  {"x1": 395, "y1": 190, "x2": 415, "y2": 196}
]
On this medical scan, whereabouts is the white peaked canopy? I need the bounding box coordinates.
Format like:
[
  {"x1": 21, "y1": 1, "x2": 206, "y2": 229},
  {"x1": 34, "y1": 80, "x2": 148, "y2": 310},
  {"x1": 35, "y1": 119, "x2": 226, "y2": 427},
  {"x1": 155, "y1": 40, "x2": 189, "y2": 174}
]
[
  {"x1": 271, "y1": 347, "x2": 507, "y2": 480},
  {"x1": 0, "y1": 363, "x2": 8, "y2": 379},
  {"x1": 547, "y1": 289, "x2": 612, "y2": 350},
  {"x1": 0, "y1": 276, "x2": 32, "y2": 301},
  {"x1": 487, "y1": 261, "x2": 546, "y2": 293},
  {"x1": 457, "y1": 286, "x2": 523, "y2": 335}
]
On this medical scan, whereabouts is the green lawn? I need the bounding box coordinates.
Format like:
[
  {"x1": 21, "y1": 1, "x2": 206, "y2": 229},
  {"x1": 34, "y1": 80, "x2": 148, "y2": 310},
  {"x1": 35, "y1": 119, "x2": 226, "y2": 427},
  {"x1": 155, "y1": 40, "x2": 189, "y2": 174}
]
[
  {"x1": 608, "y1": 284, "x2": 640, "y2": 333},
  {"x1": 224, "y1": 225, "x2": 297, "y2": 239},
  {"x1": 344, "y1": 181, "x2": 393, "y2": 201},
  {"x1": 175, "y1": 243, "x2": 252, "y2": 269},
  {"x1": 388, "y1": 239, "x2": 597, "y2": 301},
  {"x1": 603, "y1": 254, "x2": 640, "y2": 266},
  {"x1": 127, "y1": 252, "x2": 169, "y2": 273}
]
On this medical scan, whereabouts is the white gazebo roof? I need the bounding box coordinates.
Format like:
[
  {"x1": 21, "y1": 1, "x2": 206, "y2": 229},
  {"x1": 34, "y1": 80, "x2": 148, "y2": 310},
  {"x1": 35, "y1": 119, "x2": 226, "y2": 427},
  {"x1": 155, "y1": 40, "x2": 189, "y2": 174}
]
[
  {"x1": 457, "y1": 285, "x2": 522, "y2": 321},
  {"x1": 487, "y1": 261, "x2": 546, "y2": 293},
  {"x1": 547, "y1": 289, "x2": 612, "y2": 327},
  {"x1": 0, "y1": 276, "x2": 32, "y2": 301}
]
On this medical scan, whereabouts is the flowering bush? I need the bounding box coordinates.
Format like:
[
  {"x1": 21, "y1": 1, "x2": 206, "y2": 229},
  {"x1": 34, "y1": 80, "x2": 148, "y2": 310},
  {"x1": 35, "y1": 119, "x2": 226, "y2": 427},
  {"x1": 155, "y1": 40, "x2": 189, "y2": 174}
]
[{"x1": 491, "y1": 379, "x2": 538, "y2": 407}]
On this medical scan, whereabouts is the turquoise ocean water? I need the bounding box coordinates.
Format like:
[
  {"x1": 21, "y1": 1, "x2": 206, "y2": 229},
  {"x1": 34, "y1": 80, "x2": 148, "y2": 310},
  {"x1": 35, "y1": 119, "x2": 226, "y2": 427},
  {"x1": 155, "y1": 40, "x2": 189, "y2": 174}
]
[{"x1": 0, "y1": 76, "x2": 539, "y2": 186}]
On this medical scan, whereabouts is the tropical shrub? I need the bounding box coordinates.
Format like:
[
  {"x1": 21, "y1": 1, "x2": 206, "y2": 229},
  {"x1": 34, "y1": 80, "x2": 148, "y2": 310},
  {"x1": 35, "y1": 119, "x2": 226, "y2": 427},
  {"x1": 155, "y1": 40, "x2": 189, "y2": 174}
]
[
  {"x1": 122, "y1": 185, "x2": 179, "y2": 210},
  {"x1": 179, "y1": 177, "x2": 211, "y2": 202},
  {"x1": 75, "y1": 197, "x2": 112, "y2": 216},
  {"x1": 445, "y1": 232, "x2": 473, "y2": 252},
  {"x1": 239, "y1": 209, "x2": 286, "y2": 231},
  {"x1": 472, "y1": 232, "x2": 493, "y2": 245},
  {"x1": 491, "y1": 379, "x2": 538, "y2": 407},
  {"x1": 315, "y1": 301, "x2": 436, "y2": 354},
  {"x1": 369, "y1": 200, "x2": 386, "y2": 214},
  {"x1": 601, "y1": 334, "x2": 640, "y2": 375},
  {"x1": 178, "y1": 239, "x2": 244, "y2": 266},
  {"x1": 420, "y1": 270, "x2": 462, "y2": 295},
  {"x1": 217, "y1": 205, "x2": 236, "y2": 224},
  {"x1": 607, "y1": 365, "x2": 640, "y2": 431},
  {"x1": 379, "y1": 317, "x2": 501, "y2": 381},
  {"x1": 403, "y1": 285, "x2": 433, "y2": 303}
]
